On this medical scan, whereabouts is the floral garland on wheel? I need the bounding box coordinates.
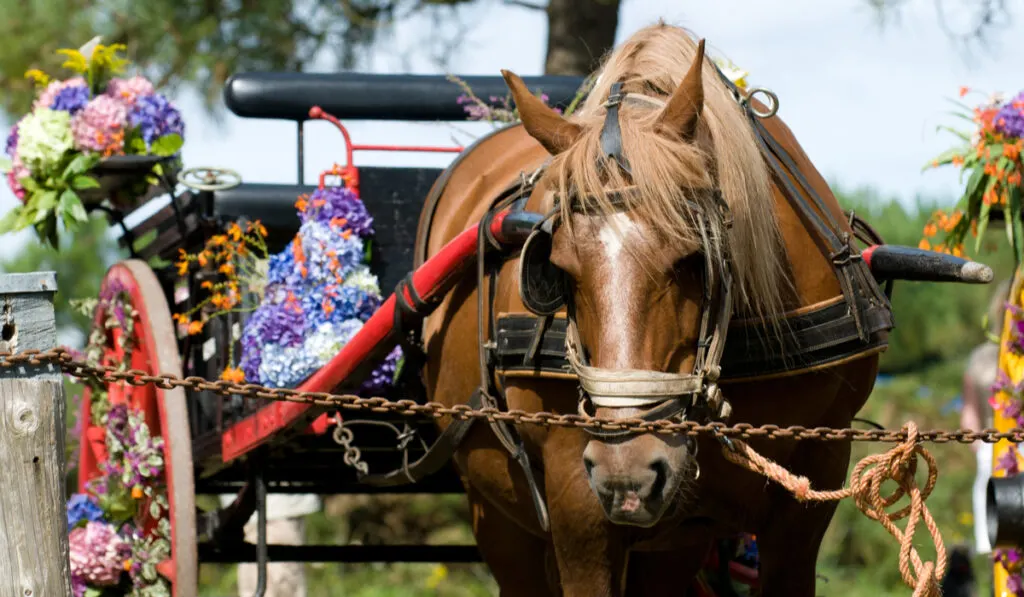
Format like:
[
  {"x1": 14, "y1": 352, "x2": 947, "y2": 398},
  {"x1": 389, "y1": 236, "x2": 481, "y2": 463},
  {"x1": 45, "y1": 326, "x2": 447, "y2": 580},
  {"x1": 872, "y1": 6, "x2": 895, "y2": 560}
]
[{"x1": 65, "y1": 281, "x2": 172, "y2": 597}]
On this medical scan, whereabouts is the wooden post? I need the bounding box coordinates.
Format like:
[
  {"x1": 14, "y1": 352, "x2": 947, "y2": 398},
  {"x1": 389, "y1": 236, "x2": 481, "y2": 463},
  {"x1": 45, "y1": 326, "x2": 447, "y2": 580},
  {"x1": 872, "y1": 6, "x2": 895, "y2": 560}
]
[{"x1": 0, "y1": 271, "x2": 72, "y2": 597}]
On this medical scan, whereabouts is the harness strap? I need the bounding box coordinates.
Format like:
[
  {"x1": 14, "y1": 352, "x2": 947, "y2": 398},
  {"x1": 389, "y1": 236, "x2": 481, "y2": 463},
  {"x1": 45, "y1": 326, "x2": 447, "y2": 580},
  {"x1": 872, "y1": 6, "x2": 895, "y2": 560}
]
[{"x1": 356, "y1": 390, "x2": 484, "y2": 487}]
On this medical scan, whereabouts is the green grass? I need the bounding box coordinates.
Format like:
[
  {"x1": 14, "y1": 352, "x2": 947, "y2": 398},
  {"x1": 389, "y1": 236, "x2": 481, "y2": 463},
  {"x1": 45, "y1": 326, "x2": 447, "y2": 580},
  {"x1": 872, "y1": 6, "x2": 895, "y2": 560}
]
[{"x1": 194, "y1": 357, "x2": 994, "y2": 596}]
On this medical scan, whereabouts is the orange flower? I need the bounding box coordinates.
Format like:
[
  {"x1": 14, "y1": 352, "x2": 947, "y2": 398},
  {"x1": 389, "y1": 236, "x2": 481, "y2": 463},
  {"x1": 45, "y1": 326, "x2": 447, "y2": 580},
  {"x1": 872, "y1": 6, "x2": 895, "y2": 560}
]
[
  {"x1": 201, "y1": 280, "x2": 214, "y2": 290},
  {"x1": 342, "y1": 229, "x2": 352, "y2": 240},
  {"x1": 220, "y1": 367, "x2": 246, "y2": 384},
  {"x1": 131, "y1": 486, "x2": 144, "y2": 499},
  {"x1": 187, "y1": 320, "x2": 204, "y2": 335},
  {"x1": 1006, "y1": 141, "x2": 1023, "y2": 161},
  {"x1": 123, "y1": 559, "x2": 133, "y2": 572},
  {"x1": 176, "y1": 260, "x2": 189, "y2": 276},
  {"x1": 197, "y1": 251, "x2": 209, "y2": 267},
  {"x1": 219, "y1": 262, "x2": 235, "y2": 276},
  {"x1": 295, "y1": 196, "x2": 309, "y2": 212},
  {"x1": 228, "y1": 223, "x2": 243, "y2": 242},
  {"x1": 918, "y1": 239, "x2": 931, "y2": 250},
  {"x1": 959, "y1": 86, "x2": 970, "y2": 98},
  {"x1": 1010, "y1": 172, "x2": 1022, "y2": 186},
  {"x1": 923, "y1": 223, "x2": 937, "y2": 237},
  {"x1": 952, "y1": 154, "x2": 964, "y2": 167}
]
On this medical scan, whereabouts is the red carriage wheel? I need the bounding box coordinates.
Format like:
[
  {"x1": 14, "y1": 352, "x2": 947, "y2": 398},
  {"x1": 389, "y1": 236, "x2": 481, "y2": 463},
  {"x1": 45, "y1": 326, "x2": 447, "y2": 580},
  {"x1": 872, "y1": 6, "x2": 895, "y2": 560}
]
[{"x1": 77, "y1": 259, "x2": 198, "y2": 597}]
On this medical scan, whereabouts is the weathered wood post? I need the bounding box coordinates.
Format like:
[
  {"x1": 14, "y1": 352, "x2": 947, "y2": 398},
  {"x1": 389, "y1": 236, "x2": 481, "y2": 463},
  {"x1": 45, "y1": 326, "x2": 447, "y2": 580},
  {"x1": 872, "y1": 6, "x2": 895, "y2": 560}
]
[{"x1": 0, "y1": 272, "x2": 72, "y2": 597}]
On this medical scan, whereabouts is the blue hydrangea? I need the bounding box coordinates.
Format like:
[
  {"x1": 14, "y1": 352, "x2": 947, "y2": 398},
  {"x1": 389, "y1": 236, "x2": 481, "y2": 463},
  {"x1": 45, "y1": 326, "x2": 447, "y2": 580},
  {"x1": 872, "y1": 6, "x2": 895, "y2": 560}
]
[
  {"x1": 127, "y1": 93, "x2": 185, "y2": 146},
  {"x1": 239, "y1": 183, "x2": 402, "y2": 391},
  {"x1": 50, "y1": 84, "x2": 90, "y2": 115},
  {"x1": 66, "y1": 493, "x2": 105, "y2": 531}
]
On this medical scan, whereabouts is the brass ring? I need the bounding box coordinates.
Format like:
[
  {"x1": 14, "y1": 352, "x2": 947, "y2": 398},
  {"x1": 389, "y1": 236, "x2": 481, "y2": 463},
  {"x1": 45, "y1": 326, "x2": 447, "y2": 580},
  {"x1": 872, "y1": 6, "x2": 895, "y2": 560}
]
[{"x1": 744, "y1": 87, "x2": 779, "y2": 119}]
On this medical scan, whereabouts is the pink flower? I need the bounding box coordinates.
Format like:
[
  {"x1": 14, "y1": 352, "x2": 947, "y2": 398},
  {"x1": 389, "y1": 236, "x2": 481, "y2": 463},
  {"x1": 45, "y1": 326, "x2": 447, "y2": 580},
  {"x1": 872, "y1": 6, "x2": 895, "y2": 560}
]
[
  {"x1": 997, "y1": 448, "x2": 1021, "y2": 476},
  {"x1": 105, "y1": 76, "x2": 155, "y2": 107},
  {"x1": 71, "y1": 96, "x2": 127, "y2": 155},
  {"x1": 68, "y1": 521, "x2": 130, "y2": 586},
  {"x1": 6, "y1": 155, "x2": 29, "y2": 202},
  {"x1": 33, "y1": 77, "x2": 88, "y2": 112}
]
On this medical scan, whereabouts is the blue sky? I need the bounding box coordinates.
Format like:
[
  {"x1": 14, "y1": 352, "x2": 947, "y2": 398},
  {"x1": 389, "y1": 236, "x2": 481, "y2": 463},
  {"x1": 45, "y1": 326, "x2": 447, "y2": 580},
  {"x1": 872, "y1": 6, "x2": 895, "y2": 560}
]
[{"x1": 1, "y1": 0, "x2": 1021, "y2": 251}]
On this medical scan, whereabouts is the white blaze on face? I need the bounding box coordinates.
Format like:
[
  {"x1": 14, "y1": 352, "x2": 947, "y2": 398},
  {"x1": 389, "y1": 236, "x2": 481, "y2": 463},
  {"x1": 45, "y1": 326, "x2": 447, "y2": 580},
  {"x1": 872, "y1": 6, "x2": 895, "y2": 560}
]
[{"x1": 597, "y1": 212, "x2": 639, "y2": 371}]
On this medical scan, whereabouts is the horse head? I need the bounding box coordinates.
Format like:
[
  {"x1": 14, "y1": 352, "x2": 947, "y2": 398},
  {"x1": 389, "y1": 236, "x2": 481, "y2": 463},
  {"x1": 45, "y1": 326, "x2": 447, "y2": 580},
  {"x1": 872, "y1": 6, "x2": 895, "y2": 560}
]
[{"x1": 503, "y1": 32, "x2": 791, "y2": 527}]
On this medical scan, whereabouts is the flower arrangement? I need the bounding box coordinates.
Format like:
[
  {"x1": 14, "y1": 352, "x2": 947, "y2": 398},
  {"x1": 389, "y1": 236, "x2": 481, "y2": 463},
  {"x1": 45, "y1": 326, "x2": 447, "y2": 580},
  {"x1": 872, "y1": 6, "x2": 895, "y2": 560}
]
[
  {"x1": 236, "y1": 168, "x2": 401, "y2": 393},
  {"x1": 173, "y1": 220, "x2": 271, "y2": 382},
  {"x1": 174, "y1": 166, "x2": 401, "y2": 393},
  {"x1": 921, "y1": 87, "x2": 1024, "y2": 259},
  {"x1": 0, "y1": 37, "x2": 186, "y2": 248},
  {"x1": 66, "y1": 282, "x2": 172, "y2": 597}
]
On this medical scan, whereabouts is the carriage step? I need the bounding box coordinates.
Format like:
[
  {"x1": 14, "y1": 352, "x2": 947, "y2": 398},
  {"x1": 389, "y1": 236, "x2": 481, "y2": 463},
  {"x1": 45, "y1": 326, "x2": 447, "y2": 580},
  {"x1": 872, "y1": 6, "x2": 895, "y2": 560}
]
[{"x1": 198, "y1": 543, "x2": 483, "y2": 563}]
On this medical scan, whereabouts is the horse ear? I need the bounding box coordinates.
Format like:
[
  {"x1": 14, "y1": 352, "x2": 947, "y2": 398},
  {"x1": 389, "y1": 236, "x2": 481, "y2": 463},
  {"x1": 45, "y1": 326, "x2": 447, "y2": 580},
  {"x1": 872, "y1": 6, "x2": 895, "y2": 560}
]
[
  {"x1": 501, "y1": 69, "x2": 583, "y2": 155},
  {"x1": 655, "y1": 38, "x2": 706, "y2": 140}
]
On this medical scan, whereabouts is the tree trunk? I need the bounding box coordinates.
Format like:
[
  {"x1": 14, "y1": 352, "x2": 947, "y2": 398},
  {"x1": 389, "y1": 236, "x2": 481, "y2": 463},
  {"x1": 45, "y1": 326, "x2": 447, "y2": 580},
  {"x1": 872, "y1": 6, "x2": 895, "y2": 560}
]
[{"x1": 543, "y1": 0, "x2": 621, "y2": 75}]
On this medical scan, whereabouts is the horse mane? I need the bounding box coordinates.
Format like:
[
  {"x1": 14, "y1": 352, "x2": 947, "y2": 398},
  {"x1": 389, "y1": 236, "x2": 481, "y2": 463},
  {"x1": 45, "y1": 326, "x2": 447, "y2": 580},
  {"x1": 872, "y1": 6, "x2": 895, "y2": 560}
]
[{"x1": 547, "y1": 22, "x2": 792, "y2": 328}]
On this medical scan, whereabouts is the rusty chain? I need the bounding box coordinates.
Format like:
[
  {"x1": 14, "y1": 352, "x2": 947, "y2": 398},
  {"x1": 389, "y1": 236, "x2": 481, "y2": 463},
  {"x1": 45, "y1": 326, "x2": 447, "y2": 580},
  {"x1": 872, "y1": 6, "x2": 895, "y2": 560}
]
[{"x1": 6, "y1": 346, "x2": 1023, "y2": 444}]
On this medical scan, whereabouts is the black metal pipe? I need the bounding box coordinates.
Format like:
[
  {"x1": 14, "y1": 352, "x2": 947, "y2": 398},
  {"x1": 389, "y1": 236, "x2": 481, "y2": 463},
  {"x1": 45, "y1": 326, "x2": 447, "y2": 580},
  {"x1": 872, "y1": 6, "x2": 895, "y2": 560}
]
[
  {"x1": 864, "y1": 244, "x2": 993, "y2": 284},
  {"x1": 988, "y1": 475, "x2": 1024, "y2": 548},
  {"x1": 199, "y1": 543, "x2": 483, "y2": 563}
]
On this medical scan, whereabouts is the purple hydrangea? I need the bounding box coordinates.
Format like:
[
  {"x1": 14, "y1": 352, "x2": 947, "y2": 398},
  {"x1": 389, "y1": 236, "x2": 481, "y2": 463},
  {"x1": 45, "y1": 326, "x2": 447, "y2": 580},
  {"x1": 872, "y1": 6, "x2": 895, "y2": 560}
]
[
  {"x1": 303, "y1": 186, "x2": 375, "y2": 236},
  {"x1": 66, "y1": 493, "x2": 105, "y2": 531},
  {"x1": 50, "y1": 83, "x2": 90, "y2": 115},
  {"x1": 127, "y1": 93, "x2": 185, "y2": 146},
  {"x1": 239, "y1": 297, "x2": 309, "y2": 382},
  {"x1": 995, "y1": 92, "x2": 1024, "y2": 139},
  {"x1": 4, "y1": 123, "x2": 17, "y2": 157},
  {"x1": 359, "y1": 346, "x2": 403, "y2": 396}
]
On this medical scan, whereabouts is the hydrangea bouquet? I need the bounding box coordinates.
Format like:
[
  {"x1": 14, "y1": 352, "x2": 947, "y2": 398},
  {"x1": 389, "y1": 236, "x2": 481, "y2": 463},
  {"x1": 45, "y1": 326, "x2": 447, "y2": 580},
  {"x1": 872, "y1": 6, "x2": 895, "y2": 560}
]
[
  {"x1": 0, "y1": 37, "x2": 185, "y2": 248},
  {"x1": 922, "y1": 88, "x2": 1024, "y2": 260}
]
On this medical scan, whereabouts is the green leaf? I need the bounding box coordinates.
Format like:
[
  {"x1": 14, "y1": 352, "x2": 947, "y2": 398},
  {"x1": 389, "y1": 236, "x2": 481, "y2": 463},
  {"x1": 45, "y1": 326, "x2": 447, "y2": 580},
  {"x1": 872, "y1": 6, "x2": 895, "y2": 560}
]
[
  {"x1": 64, "y1": 152, "x2": 99, "y2": 178},
  {"x1": 83, "y1": 587, "x2": 103, "y2": 597},
  {"x1": 19, "y1": 176, "x2": 39, "y2": 192},
  {"x1": 923, "y1": 145, "x2": 968, "y2": 171},
  {"x1": 1013, "y1": 186, "x2": 1024, "y2": 265},
  {"x1": 132, "y1": 228, "x2": 159, "y2": 252},
  {"x1": 150, "y1": 133, "x2": 183, "y2": 157},
  {"x1": 33, "y1": 189, "x2": 58, "y2": 213},
  {"x1": 975, "y1": 201, "x2": 991, "y2": 253},
  {"x1": 934, "y1": 125, "x2": 970, "y2": 143},
  {"x1": 0, "y1": 207, "x2": 23, "y2": 233},
  {"x1": 71, "y1": 174, "x2": 100, "y2": 190},
  {"x1": 59, "y1": 189, "x2": 89, "y2": 223},
  {"x1": 0, "y1": 157, "x2": 11, "y2": 173},
  {"x1": 147, "y1": 255, "x2": 173, "y2": 269},
  {"x1": 965, "y1": 167, "x2": 986, "y2": 198}
]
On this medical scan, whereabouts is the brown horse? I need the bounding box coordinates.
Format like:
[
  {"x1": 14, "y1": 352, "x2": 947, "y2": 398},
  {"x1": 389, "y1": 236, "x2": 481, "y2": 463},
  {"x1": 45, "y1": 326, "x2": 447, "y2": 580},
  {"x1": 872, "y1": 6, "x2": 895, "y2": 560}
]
[{"x1": 415, "y1": 22, "x2": 890, "y2": 596}]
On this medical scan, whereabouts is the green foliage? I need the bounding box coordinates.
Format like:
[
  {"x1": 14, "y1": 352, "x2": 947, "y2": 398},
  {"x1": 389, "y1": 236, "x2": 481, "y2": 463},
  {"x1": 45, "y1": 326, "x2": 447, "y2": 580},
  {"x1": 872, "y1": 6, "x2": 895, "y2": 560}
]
[{"x1": 835, "y1": 183, "x2": 1018, "y2": 373}]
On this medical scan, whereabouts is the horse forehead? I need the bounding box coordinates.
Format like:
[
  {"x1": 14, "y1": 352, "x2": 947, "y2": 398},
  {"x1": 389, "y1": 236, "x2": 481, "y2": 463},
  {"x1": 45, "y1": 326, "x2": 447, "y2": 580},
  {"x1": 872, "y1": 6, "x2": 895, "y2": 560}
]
[{"x1": 597, "y1": 212, "x2": 638, "y2": 262}]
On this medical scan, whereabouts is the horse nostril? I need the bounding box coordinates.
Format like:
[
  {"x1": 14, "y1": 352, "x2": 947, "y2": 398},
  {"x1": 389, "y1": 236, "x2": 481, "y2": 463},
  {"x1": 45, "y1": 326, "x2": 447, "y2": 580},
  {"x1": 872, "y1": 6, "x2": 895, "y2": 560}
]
[
  {"x1": 649, "y1": 458, "x2": 669, "y2": 498},
  {"x1": 583, "y1": 456, "x2": 596, "y2": 479}
]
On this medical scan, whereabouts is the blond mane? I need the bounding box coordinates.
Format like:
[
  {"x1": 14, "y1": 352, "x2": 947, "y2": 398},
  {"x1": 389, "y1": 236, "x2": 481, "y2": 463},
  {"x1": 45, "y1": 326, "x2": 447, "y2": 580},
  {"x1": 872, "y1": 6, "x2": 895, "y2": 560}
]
[{"x1": 546, "y1": 22, "x2": 792, "y2": 327}]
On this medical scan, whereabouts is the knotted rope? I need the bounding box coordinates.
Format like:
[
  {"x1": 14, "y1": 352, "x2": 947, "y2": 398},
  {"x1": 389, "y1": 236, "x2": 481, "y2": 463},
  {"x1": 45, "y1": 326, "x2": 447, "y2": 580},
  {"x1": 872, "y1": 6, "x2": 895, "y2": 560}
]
[{"x1": 721, "y1": 421, "x2": 946, "y2": 596}]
